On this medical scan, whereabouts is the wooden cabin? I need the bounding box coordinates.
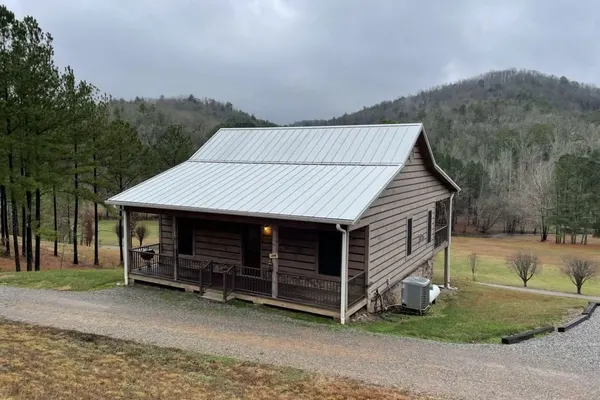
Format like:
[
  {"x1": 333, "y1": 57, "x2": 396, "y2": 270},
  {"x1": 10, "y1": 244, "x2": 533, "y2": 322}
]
[{"x1": 106, "y1": 123, "x2": 459, "y2": 323}]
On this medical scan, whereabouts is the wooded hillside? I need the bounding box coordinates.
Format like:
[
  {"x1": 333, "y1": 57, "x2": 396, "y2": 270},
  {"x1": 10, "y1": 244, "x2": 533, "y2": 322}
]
[{"x1": 297, "y1": 69, "x2": 600, "y2": 241}]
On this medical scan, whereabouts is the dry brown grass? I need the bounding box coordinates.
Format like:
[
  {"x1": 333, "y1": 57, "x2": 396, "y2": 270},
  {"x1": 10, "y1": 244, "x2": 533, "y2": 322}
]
[
  {"x1": 0, "y1": 240, "x2": 120, "y2": 272},
  {"x1": 452, "y1": 234, "x2": 600, "y2": 267},
  {"x1": 0, "y1": 320, "x2": 431, "y2": 400}
]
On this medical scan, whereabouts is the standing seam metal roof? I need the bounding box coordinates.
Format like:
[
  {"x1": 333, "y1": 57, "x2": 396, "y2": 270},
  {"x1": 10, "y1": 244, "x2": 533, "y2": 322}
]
[{"x1": 106, "y1": 123, "x2": 457, "y2": 224}]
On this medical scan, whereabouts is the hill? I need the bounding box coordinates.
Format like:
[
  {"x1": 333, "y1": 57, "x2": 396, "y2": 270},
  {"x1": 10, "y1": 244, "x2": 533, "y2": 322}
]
[
  {"x1": 297, "y1": 69, "x2": 600, "y2": 237},
  {"x1": 113, "y1": 95, "x2": 276, "y2": 147}
]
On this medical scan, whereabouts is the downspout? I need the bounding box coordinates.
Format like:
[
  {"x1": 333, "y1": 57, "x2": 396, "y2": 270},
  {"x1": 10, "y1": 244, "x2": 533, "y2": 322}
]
[
  {"x1": 444, "y1": 193, "x2": 455, "y2": 289},
  {"x1": 336, "y1": 224, "x2": 348, "y2": 324}
]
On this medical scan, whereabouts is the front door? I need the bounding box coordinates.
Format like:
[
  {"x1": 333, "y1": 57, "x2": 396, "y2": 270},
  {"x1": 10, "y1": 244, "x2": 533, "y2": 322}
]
[{"x1": 242, "y1": 224, "x2": 262, "y2": 270}]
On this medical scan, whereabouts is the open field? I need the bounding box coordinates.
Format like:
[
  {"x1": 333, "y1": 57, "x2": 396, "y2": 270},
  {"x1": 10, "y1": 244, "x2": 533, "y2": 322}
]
[
  {"x1": 98, "y1": 219, "x2": 159, "y2": 247},
  {"x1": 435, "y1": 234, "x2": 600, "y2": 296},
  {"x1": 0, "y1": 320, "x2": 424, "y2": 400},
  {"x1": 357, "y1": 279, "x2": 585, "y2": 343}
]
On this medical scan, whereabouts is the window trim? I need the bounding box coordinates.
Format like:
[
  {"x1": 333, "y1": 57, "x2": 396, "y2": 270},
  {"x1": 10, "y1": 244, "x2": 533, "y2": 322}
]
[{"x1": 406, "y1": 217, "x2": 413, "y2": 257}]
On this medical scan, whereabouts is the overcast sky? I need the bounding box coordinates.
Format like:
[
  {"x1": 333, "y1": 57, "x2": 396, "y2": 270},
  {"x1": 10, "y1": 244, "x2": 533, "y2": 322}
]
[{"x1": 6, "y1": 0, "x2": 600, "y2": 123}]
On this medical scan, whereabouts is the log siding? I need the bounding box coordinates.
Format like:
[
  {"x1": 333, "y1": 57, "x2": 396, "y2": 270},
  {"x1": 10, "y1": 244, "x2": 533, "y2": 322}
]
[{"x1": 358, "y1": 136, "x2": 452, "y2": 300}]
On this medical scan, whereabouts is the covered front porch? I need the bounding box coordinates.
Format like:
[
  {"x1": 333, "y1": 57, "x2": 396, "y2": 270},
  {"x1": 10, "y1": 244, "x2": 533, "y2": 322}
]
[{"x1": 123, "y1": 207, "x2": 368, "y2": 321}]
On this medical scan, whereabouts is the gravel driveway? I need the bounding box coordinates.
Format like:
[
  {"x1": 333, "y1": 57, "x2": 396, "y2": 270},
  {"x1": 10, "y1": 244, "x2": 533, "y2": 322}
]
[{"x1": 0, "y1": 285, "x2": 598, "y2": 400}]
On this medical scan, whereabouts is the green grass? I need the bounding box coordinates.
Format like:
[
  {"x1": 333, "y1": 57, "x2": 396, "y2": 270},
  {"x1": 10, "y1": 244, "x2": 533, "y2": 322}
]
[
  {"x1": 435, "y1": 236, "x2": 600, "y2": 296},
  {"x1": 97, "y1": 219, "x2": 159, "y2": 247},
  {"x1": 0, "y1": 268, "x2": 123, "y2": 291},
  {"x1": 356, "y1": 279, "x2": 586, "y2": 343}
]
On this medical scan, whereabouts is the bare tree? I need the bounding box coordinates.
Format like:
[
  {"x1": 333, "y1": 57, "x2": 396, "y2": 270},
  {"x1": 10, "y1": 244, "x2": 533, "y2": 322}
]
[
  {"x1": 134, "y1": 224, "x2": 150, "y2": 247},
  {"x1": 468, "y1": 252, "x2": 478, "y2": 281},
  {"x1": 525, "y1": 163, "x2": 554, "y2": 241},
  {"x1": 507, "y1": 252, "x2": 541, "y2": 287},
  {"x1": 562, "y1": 258, "x2": 598, "y2": 294}
]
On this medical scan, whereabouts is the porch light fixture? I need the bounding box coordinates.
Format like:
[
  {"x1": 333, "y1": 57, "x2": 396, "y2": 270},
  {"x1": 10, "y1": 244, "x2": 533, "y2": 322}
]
[{"x1": 263, "y1": 225, "x2": 272, "y2": 236}]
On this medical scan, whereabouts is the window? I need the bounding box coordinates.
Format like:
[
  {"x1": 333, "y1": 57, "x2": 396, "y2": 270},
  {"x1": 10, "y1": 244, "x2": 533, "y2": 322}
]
[
  {"x1": 427, "y1": 210, "x2": 432, "y2": 243},
  {"x1": 406, "y1": 218, "x2": 413, "y2": 257},
  {"x1": 318, "y1": 231, "x2": 342, "y2": 277},
  {"x1": 177, "y1": 218, "x2": 194, "y2": 256}
]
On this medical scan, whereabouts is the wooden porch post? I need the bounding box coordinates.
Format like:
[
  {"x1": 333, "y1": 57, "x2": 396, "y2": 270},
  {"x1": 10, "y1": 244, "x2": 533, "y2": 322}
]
[
  {"x1": 444, "y1": 193, "x2": 454, "y2": 288},
  {"x1": 271, "y1": 225, "x2": 279, "y2": 298},
  {"x1": 172, "y1": 216, "x2": 178, "y2": 281},
  {"x1": 123, "y1": 207, "x2": 131, "y2": 286},
  {"x1": 337, "y1": 224, "x2": 349, "y2": 324}
]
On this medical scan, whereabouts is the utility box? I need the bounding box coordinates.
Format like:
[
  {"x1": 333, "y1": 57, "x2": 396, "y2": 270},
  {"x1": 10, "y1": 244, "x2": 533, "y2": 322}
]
[{"x1": 401, "y1": 276, "x2": 431, "y2": 314}]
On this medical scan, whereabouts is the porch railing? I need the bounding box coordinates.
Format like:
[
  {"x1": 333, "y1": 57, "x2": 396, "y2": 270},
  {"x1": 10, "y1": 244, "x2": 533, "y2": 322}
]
[
  {"x1": 434, "y1": 226, "x2": 449, "y2": 248},
  {"x1": 129, "y1": 245, "x2": 367, "y2": 310}
]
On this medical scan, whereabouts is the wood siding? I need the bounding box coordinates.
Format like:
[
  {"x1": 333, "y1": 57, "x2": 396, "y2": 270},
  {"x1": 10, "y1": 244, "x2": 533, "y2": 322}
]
[
  {"x1": 358, "y1": 136, "x2": 451, "y2": 298},
  {"x1": 158, "y1": 216, "x2": 366, "y2": 277}
]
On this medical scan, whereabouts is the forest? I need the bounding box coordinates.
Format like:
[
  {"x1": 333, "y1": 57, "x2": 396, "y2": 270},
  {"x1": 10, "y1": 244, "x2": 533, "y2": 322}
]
[
  {"x1": 2, "y1": 5, "x2": 600, "y2": 274},
  {"x1": 297, "y1": 70, "x2": 600, "y2": 243},
  {"x1": 0, "y1": 7, "x2": 273, "y2": 272}
]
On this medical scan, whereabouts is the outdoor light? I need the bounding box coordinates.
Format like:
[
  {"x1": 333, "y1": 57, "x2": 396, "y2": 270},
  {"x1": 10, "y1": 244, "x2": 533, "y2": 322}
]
[{"x1": 263, "y1": 225, "x2": 272, "y2": 236}]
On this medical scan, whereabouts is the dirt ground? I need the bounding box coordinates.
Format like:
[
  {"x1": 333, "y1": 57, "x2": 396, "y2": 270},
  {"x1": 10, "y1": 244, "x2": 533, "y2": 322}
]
[{"x1": 0, "y1": 241, "x2": 120, "y2": 272}]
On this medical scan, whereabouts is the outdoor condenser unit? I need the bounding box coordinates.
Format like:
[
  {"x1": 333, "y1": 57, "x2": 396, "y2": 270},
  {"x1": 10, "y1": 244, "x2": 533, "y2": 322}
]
[{"x1": 401, "y1": 276, "x2": 434, "y2": 314}]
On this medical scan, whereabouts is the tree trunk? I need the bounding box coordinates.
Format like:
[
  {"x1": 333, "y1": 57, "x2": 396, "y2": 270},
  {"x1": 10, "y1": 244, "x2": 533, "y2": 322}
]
[
  {"x1": 1, "y1": 185, "x2": 9, "y2": 255},
  {"x1": 523, "y1": 281, "x2": 527, "y2": 287},
  {"x1": 73, "y1": 191, "x2": 78, "y2": 265},
  {"x1": 53, "y1": 187, "x2": 58, "y2": 257},
  {"x1": 35, "y1": 188, "x2": 41, "y2": 271},
  {"x1": 73, "y1": 141, "x2": 78, "y2": 265},
  {"x1": 8, "y1": 150, "x2": 20, "y2": 271},
  {"x1": 577, "y1": 285, "x2": 582, "y2": 295},
  {"x1": 0, "y1": 185, "x2": 5, "y2": 248},
  {"x1": 26, "y1": 190, "x2": 33, "y2": 271},
  {"x1": 21, "y1": 205, "x2": 26, "y2": 257}
]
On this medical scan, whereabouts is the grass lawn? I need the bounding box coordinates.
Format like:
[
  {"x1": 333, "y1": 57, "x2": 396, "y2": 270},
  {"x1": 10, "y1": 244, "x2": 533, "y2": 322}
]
[
  {"x1": 0, "y1": 320, "x2": 423, "y2": 400},
  {"x1": 0, "y1": 268, "x2": 122, "y2": 290},
  {"x1": 436, "y1": 235, "x2": 600, "y2": 296},
  {"x1": 97, "y1": 219, "x2": 159, "y2": 247},
  {"x1": 355, "y1": 279, "x2": 585, "y2": 343}
]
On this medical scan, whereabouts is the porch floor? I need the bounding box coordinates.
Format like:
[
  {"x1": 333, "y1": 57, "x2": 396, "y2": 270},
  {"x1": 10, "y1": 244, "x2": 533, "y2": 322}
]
[{"x1": 129, "y1": 262, "x2": 366, "y2": 318}]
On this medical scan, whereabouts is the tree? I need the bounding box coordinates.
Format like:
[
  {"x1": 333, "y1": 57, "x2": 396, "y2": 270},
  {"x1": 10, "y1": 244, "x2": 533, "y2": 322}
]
[
  {"x1": 562, "y1": 258, "x2": 598, "y2": 294},
  {"x1": 152, "y1": 124, "x2": 194, "y2": 173},
  {"x1": 468, "y1": 252, "x2": 478, "y2": 281},
  {"x1": 507, "y1": 252, "x2": 541, "y2": 287},
  {"x1": 104, "y1": 119, "x2": 144, "y2": 263},
  {"x1": 134, "y1": 224, "x2": 149, "y2": 247},
  {"x1": 526, "y1": 163, "x2": 553, "y2": 241}
]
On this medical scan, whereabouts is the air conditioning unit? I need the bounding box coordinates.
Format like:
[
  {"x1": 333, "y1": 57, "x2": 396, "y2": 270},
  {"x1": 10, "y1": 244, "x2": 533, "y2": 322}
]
[{"x1": 402, "y1": 276, "x2": 434, "y2": 314}]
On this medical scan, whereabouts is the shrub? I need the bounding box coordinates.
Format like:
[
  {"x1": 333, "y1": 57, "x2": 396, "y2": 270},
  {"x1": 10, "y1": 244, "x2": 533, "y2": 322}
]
[
  {"x1": 468, "y1": 252, "x2": 478, "y2": 281},
  {"x1": 134, "y1": 224, "x2": 150, "y2": 247},
  {"x1": 507, "y1": 252, "x2": 540, "y2": 287},
  {"x1": 562, "y1": 258, "x2": 599, "y2": 294}
]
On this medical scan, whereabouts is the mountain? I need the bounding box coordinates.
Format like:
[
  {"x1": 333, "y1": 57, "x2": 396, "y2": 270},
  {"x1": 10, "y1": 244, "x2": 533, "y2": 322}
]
[
  {"x1": 294, "y1": 68, "x2": 600, "y2": 141},
  {"x1": 113, "y1": 95, "x2": 276, "y2": 146},
  {"x1": 294, "y1": 69, "x2": 600, "y2": 236}
]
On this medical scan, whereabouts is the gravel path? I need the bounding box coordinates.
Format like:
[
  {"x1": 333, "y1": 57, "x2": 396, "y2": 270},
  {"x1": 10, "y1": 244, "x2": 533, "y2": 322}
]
[
  {"x1": 478, "y1": 283, "x2": 600, "y2": 302},
  {"x1": 1, "y1": 285, "x2": 599, "y2": 400}
]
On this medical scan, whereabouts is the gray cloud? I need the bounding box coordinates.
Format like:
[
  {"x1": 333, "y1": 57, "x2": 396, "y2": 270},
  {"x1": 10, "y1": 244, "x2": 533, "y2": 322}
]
[{"x1": 6, "y1": 0, "x2": 600, "y2": 123}]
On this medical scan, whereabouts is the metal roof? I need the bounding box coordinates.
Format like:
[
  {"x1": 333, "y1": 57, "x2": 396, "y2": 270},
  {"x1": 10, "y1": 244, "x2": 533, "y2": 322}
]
[
  {"x1": 107, "y1": 123, "x2": 459, "y2": 224},
  {"x1": 106, "y1": 161, "x2": 401, "y2": 224},
  {"x1": 190, "y1": 124, "x2": 423, "y2": 165}
]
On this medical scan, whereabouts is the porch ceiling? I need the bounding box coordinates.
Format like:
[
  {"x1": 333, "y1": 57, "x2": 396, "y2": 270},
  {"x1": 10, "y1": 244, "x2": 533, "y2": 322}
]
[{"x1": 106, "y1": 161, "x2": 402, "y2": 225}]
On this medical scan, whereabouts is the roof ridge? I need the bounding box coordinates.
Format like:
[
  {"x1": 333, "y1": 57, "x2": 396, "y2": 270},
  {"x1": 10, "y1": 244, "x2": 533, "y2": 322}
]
[
  {"x1": 219, "y1": 123, "x2": 423, "y2": 131},
  {"x1": 186, "y1": 159, "x2": 404, "y2": 167}
]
